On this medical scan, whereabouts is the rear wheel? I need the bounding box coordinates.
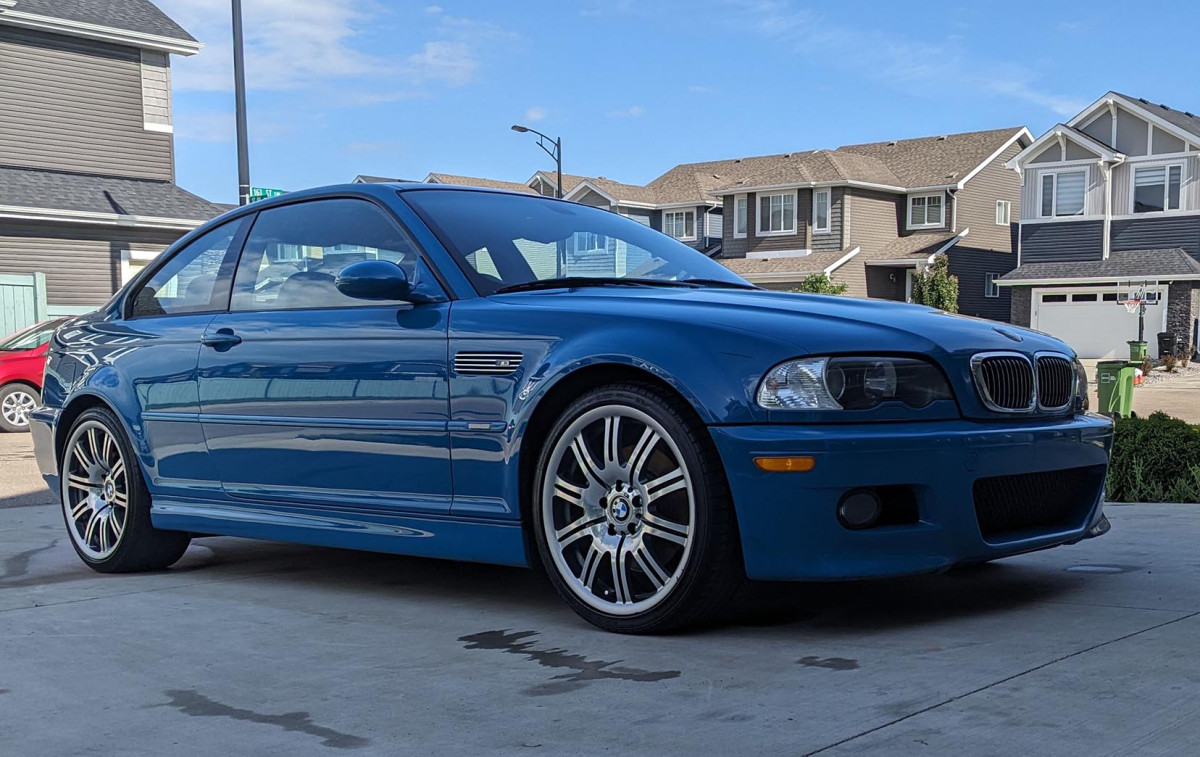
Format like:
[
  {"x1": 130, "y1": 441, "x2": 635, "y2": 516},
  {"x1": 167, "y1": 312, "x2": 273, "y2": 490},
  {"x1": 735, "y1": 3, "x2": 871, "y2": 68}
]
[
  {"x1": 0, "y1": 384, "x2": 38, "y2": 432},
  {"x1": 60, "y1": 407, "x2": 190, "y2": 572},
  {"x1": 533, "y1": 384, "x2": 742, "y2": 633}
]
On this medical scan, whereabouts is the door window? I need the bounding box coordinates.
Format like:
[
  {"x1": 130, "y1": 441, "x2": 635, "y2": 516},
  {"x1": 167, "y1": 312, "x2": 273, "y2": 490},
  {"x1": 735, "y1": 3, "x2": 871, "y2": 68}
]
[
  {"x1": 231, "y1": 199, "x2": 431, "y2": 311},
  {"x1": 129, "y1": 219, "x2": 246, "y2": 318}
]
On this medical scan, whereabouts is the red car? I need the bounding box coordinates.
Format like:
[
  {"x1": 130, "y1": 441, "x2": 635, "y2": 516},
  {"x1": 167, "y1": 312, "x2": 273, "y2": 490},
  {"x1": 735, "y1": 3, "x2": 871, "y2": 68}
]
[{"x1": 0, "y1": 318, "x2": 66, "y2": 433}]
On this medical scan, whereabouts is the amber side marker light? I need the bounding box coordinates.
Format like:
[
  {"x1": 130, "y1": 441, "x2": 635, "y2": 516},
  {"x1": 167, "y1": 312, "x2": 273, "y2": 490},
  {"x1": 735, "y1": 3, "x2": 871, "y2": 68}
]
[{"x1": 754, "y1": 456, "x2": 816, "y2": 473}]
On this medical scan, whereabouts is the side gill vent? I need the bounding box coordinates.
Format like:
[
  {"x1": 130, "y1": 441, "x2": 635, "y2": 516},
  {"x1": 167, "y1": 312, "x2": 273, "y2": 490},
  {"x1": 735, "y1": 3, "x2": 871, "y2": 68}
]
[{"x1": 454, "y1": 351, "x2": 523, "y2": 376}]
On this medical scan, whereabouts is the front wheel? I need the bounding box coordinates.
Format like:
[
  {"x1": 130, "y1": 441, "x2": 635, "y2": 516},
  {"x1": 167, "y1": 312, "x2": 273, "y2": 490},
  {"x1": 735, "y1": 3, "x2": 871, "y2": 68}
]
[
  {"x1": 533, "y1": 384, "x2": 742, "y2": 633},
  {"x1": 0, "y1": 384, "x2": 38, "y2": 432},
  {"x1": 60, "y1": 407, "x2": 191, "y2": 572}
]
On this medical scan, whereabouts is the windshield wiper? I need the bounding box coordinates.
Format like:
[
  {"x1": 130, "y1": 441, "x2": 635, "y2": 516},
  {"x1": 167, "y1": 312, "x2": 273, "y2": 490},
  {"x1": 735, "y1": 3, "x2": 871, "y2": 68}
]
[
  {"x1": 493, "y1": 277, "x2": 759, "y2": 295},
  {"x1": 493, "y1": 277, "x2": 696, "y2": 294}
]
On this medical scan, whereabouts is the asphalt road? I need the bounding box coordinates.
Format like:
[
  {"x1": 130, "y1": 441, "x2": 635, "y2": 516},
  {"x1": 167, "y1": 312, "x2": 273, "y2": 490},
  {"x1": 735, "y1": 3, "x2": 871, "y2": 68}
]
[{"x1": 2, "y1": 432, "x2": 1199, "y2": 756}]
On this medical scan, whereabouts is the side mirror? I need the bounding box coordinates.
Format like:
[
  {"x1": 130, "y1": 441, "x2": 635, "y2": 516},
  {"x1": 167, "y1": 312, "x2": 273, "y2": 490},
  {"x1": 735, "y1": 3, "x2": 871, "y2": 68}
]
[{"x1": 334, "y1": 260, "x2": 413, "y2": 301}]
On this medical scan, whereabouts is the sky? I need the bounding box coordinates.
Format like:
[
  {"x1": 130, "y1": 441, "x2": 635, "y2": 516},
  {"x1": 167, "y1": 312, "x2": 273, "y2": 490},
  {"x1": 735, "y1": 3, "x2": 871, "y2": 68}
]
[{"x1": 156, "y1": 0, "x2": 1200, "y2": 205}]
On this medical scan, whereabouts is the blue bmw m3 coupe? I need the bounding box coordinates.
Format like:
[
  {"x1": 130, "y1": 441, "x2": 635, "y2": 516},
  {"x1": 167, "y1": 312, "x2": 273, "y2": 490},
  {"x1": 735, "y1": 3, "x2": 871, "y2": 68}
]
[{"x1": 31, "y1": 184, "x2": 1114, "y2": 633}]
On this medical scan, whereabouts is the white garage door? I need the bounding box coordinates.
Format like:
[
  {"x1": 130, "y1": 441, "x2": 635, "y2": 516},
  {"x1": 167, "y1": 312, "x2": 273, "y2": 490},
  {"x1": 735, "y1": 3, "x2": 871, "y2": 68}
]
[{"x1": 1033, "y1": 287, "x2": 1167, "y2": 359}]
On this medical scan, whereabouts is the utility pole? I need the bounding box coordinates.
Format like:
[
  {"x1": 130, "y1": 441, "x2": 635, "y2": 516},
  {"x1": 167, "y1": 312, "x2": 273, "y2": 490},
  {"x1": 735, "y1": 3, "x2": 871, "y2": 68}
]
[{"x1": 232, "y1": 0, "x2": 251, "y2": 206}]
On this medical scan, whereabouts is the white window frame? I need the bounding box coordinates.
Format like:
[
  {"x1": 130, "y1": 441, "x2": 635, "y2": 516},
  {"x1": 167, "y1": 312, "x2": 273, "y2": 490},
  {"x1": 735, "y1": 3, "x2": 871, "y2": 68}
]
[
  {"x1": 756, "y1": 191, "x2": 797, "y2": 236},
  {"x1": 906, "y1": 193, "x2": 945, "y2": 229},
  {"x1": 984, "y1": 272, "x2": 999, "y2": 298},
  {"x1": 1131, "y1": 161, "x2": 1185, "y2": 215},
  {"x1": 733, "y1": 194, "x2": 747, "y2": 239},
  {"x1": 995, "y1": 200, "x2": 1011, "y2": 226},
  {"x1": 813, "y1": 188, "x2": 831, "y2": 235},
  {"x1": 1038, "y1": 168, "x2": 1088, "y2": 218},
  {"x1": 663, "y1": 209, "x2": 696, "y2": 241},
  {"x1": 119, "y1": 249, "x2": 162, "y2": 285}
]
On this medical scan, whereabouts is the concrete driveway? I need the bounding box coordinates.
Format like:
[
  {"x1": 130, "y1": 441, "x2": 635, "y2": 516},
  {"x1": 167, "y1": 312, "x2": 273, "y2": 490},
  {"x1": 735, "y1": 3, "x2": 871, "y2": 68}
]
[
  {"x1": 1081, "y1": 359, "x2": 1200, "y2": 422},
  {"x1": 2, "y1": 433, "x2": 1199, "y2": 756}
]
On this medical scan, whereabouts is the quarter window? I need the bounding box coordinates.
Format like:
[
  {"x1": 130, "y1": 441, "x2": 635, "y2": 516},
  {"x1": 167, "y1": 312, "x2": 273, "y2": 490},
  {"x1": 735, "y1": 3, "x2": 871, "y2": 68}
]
[
  {"x1": 733, "y1": 195, "x2": 747, "y2": 237},
  {"x1": 908, "y1": 194, "x2": 944, "y2": 228},
  {"x1": 813, "y1": 189, "x2": 831, "y2": 234},
  {"x1": 231, "y1": 199, "x2": 429, "y2": 312},
  {"x1": 1040, "y1": 170, "x2": 1086, "y2": 217},
  {"x1": 1133, "y1": 164, "x2": 1183, "y2": 213},
  {"x1": 663, "y1": 210, "x2": 695, "y2": 240},
  {"x1": 758, "y1": 192, "x2": 796, "y2": 234},
  {"x1": 129, "y1": 219, "x2": 244, "y2": 318}
]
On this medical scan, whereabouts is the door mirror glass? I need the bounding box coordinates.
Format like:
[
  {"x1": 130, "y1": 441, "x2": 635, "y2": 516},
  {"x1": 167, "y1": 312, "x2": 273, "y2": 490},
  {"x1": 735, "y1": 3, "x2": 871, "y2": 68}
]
[{"x1": 335, "y1": 260, "x2": 412, "y2": 301}]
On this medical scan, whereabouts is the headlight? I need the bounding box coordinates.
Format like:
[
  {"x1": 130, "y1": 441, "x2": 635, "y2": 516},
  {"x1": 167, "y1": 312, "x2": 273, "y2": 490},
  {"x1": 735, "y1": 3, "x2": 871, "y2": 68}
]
[
  {"x1": 757, "y1": 356, "x2": 953, "y2": 411},
  {"x1": 1073, "y1": 358, "x2": 1089, "y2": 412}
]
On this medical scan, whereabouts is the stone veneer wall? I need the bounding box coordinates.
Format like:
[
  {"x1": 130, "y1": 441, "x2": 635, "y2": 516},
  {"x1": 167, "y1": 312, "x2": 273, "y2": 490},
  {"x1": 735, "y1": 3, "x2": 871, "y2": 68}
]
[{"x1": 1009, "y1": 286, "x2": 1032, "y2": 328}]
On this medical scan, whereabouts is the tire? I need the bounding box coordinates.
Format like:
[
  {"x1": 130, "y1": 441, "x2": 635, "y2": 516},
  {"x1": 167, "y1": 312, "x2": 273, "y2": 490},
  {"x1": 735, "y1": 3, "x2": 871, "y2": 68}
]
[
  {"x1": 59, "y1": 407, "x2": 191, "y2": 572},
  {"x1": 0, "y1": 383, "x2": 38, "y2": 433},
  {"x1": 533, "y1": 384, "x2": 742, "y2": 633}
]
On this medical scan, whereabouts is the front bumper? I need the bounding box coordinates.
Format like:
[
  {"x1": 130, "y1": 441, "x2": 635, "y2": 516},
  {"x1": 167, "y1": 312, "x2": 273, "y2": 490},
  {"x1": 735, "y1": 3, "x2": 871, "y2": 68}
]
[{"x1": 711, "y1": 413, "x2": 1114, "y2": 581}]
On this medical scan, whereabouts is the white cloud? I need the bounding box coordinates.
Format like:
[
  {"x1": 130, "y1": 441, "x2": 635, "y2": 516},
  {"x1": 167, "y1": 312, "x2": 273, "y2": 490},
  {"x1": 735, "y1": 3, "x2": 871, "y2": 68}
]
[
  {"x1": 608, "y1": 105, "x2": 646, "y2": 118},
  {"x1": 727, "y1": 0, "x2": 1086, "y2": 117},
  {"x1": 425, "y1": 5, "x2": 443, "y2": 13},
  {"x1": 525, "y1": 106, "x2": 547, "y2": 122},
  {"x1": 344, "y1": 140, "x2": 405, "y2": 156},
  {"x1": 157, "y1": 0, "x2": 515, "y2": 95}
]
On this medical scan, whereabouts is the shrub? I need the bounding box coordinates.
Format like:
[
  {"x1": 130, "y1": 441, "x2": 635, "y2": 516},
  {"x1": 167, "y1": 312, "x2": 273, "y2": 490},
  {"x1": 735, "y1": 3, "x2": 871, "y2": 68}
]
[
  {"x1": 791, "y1": 273, "x2": 847, "y2": 295},
  {"x1": 1164, "y1": 353, "x2": 1178, "y2": 373},
  {"x1": 910, "y1": 255, "x2": 959, "y2": 313},
  {"x1": 1106, "y1": 412, "x2": 1200, "y2": 502}
]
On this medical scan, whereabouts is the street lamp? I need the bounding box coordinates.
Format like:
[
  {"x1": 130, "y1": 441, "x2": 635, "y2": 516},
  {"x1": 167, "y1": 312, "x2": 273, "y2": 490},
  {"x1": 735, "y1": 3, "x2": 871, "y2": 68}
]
[
  {"x1": 511, "y1": 124, "x2": 562, "y2": 199},
  {"x1": 231, "y1": 0, "x2": 251, "y2": 206}
]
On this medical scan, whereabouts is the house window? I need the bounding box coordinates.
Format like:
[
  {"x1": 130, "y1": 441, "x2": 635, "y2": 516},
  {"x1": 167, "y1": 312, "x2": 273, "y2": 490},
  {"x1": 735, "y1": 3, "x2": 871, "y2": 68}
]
[
  {"x1": 1133, "y1": 164, "x2": 1183, "y2": 213},
  {"x1": 663, "y1": 210, "x2": 695, "y2": 240},
  {"x1": 813, "y1": 189, "x2": 831, "y2": 234},
  {"x1": 758, "y1": 192, "x2": 796, "y2": 234},
  {"x1": 1039, "y1": 170, "x2": 1086, "y2": 217},
  {"x1": 734, "y1": 195, "x2": 747, "y2": 238},
  {"x1": 984, "y1": 273, "x2": 999, "y2": 298},
  {"x1": 908, "y1": 193, "x2": 944, "y2": 228},
  {"x1": 995, "y1": 200, "x2": 1011, "y2": 225}
]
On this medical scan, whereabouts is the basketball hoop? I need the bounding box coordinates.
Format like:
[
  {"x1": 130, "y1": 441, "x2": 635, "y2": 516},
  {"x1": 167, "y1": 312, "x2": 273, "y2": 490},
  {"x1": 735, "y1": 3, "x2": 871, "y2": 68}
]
[{"x1": 1122, "y1": 297, "x2": 1143, "y2": 315}]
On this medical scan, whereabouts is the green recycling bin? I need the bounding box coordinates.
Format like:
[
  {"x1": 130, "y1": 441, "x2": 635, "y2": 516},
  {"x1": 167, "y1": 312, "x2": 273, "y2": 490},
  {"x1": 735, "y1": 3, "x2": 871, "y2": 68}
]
[
  {"x1": 1096, "y1": 360, "x2": 1135, "y2": 418},
  {"x1": 1128, "y1": 340, "x2": 1148, "y2": 362}
]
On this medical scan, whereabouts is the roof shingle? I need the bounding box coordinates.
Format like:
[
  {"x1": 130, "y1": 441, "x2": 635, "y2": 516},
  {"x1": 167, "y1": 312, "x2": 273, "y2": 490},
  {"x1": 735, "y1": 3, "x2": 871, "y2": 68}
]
[
  {"x1": 1112, "y1": 92, "x2": 1200, "y2": 142},
  {"x1": 0, "y1": 164, "x2": 226, "y2": 221},
  {"x1": 425, "y1": 173, "x2": 536, "y2": 194},
  {"x1": 719, "y1": 248, "x2": 858, "y2": 277},
  {"x1": 6, "y1": 0, "x2": 196, "y2": 42},
  {"x1": 999, "y1": 249, "x2": 1200, "y2": 282}
]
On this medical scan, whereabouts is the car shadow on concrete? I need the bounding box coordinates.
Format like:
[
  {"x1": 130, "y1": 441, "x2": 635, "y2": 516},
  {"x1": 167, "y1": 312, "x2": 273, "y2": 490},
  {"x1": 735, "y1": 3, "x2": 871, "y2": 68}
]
[{"x1": 171, "y1": 537, "x2": 1076, "y2": 635}]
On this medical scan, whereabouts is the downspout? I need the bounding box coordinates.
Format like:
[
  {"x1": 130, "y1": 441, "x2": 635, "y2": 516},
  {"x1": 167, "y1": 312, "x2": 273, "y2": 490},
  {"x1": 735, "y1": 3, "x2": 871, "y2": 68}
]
[
  {"x1": 1102, "y1": 162, "x2": 1112, "y2": 260},
  {"x1": 948, "y1": 188, "x2": 958, "y2": 233}
]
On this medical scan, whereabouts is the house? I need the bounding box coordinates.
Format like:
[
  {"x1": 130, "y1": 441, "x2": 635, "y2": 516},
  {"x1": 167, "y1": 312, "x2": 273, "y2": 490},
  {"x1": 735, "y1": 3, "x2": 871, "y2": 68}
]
[
  {"x1": 706, "y1": 128, "x2": 1031, "y2": 321},
  {"x1": 0, "y1": 0, "x2": 226, "y2": 322},
  {"x1": 1001, "y1": 92, "x2": 1200, "y2": 358}
]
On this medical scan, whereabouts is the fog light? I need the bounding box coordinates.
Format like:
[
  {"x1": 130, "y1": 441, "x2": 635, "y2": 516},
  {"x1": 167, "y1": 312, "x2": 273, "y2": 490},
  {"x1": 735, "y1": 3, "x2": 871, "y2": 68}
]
[{"x1": 838, "y1": 489, "x2": 882, "y2": 529}]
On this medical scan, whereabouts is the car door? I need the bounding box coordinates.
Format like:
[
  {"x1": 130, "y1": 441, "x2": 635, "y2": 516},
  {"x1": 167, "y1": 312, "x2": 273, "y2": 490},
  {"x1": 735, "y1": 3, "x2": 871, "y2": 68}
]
[
  {"x1": 116, "y1": 216, "x2": 250, "y2": 500},
  {"x1": 197, "y1": 197, "x2": 453, "y2": 513}
]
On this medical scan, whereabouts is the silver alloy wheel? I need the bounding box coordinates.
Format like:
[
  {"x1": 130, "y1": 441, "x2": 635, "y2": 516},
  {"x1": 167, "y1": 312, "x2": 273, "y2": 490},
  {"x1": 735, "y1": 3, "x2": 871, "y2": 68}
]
[
  {"x1": 541, "y1": 405, "x2": 695, "y2": 616},
  {"x1": 1, "y1": 389, "x2": 36, "y2": 428},
  {"x1": 61, "y1": 421, "x2": 129, "y2": 560}
]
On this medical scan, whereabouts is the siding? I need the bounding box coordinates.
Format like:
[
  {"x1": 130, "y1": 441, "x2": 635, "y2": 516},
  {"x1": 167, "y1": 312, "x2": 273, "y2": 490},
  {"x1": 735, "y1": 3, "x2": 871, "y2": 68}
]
[
  {"x1": 620, "y1": 207, "x2": 652, "y2": 226},
  {"x1": 1111, "y1": 215, "x2": 1200, "y2": 259},
  {"x1": 1111, "y1": 156, "x2": 1200, "y2": 214},
  {"x1": 0, "y1": 221, "x2": 182, "y2": 306},
  {"x1": 0, "y1": 27, "x2": 174, "y2": 181},
  {"x1": 1019, "y1": 219, "x2": 1105, "y2": 263},
  {"x1": 720, "y1": 191, "x2": 808, "y2": 257},
  {"x1": 844, "y1": 188, "x2": 901, "y2": 256},
  {"x1": 954, "y1": 139, "x2": 1023, "y2": 252},
  {"x1": 810, "y1": 187, "x2": 844, "y2": 253},
  {"x1": 1081, "y1": 112, "x2": 1112, "y2": 145},
  {"x1": 830, "y1": 258, "x2": 867, "y2": 298},
  {"x1": 947, "y1": 247, "x2": 1014, "y2": 322},
  {"x1": 1115, "y1": 106, "x2": 1149, "y2": 156},
  {"x1": 865, "y1": 265, "x2": 905, "y2": 300}
]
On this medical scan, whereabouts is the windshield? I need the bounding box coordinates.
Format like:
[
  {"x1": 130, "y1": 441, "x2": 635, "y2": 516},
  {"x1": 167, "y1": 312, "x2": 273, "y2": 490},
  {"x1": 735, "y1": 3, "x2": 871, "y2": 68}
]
[
  {"x1": 0, "y1": 319, "x2": 66, "y2": 351},
  {"x1": 402, "y1": 189, "x2": 750, "y2": 296}
]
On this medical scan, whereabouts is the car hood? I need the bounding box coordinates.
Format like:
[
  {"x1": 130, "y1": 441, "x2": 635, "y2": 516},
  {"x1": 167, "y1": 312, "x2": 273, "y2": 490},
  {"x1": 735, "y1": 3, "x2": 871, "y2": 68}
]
[{"x1": 498, "y1": 287, "x2": 1071, "y2": 359}]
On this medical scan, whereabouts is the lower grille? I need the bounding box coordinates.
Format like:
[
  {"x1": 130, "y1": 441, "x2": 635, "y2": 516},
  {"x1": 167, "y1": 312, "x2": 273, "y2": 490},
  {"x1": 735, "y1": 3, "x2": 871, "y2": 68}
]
[
  {"x1": 1037, "y1": 355, "x2": 1074, "y2": 410},
  {"x1": 972, "y1": 464, "x2": 1106, "y2": 542}
]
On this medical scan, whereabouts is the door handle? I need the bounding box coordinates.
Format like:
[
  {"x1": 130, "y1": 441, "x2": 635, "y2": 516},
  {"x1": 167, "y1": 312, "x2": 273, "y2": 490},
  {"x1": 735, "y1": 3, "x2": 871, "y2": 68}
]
[{"x1": 201, "y1": 329, "x2": 242, "y2": 349}]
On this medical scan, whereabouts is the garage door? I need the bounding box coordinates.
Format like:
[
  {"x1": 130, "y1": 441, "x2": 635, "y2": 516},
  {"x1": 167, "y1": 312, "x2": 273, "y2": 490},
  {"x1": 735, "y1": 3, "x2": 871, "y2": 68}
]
[{"x1": 1033, "y1": 287, "x2": 1167, "y2": 359}]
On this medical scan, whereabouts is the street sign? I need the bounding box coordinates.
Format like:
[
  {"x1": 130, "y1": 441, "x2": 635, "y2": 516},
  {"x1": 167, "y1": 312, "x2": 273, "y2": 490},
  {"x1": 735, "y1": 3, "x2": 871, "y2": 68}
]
[{"x1": 249, "y1": 187, "x2": 286, "y2": 203}]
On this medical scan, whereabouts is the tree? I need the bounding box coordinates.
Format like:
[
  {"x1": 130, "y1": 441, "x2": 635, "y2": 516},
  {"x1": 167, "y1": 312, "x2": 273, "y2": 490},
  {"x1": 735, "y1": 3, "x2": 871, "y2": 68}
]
[
  {"x1": 791, "y1": 273, "x2": 848, "y2": 295},
  {"x1": 910, "y1": 255, "x2": 959, "y2": 313}
]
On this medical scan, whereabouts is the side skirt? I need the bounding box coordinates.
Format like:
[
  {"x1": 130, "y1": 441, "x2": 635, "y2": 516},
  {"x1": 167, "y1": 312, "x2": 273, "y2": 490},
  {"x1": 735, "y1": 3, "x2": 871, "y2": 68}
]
[{"x1": 151, "y1": 498, "x2": 531, "y2": 567}]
